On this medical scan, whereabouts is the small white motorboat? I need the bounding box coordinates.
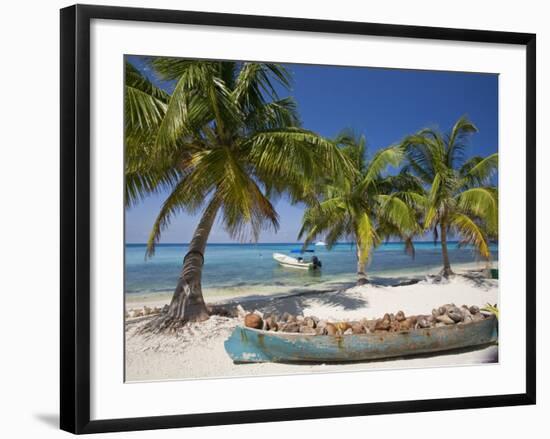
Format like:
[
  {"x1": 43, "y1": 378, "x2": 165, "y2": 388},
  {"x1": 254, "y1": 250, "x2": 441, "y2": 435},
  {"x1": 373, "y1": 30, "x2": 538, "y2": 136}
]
[
  {"x1": 272, "y1": 253, "x2": 322, "y2": 270},
  {"x1": 315, "y1": 241, "x2": 326, "y2": 246}
]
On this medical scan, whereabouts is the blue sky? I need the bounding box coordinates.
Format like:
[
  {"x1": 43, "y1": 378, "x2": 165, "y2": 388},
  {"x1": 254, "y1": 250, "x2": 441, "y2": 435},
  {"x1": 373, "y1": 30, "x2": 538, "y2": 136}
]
[{"x1": 125, "y1": 57, "x2": 498, "y2": 244}]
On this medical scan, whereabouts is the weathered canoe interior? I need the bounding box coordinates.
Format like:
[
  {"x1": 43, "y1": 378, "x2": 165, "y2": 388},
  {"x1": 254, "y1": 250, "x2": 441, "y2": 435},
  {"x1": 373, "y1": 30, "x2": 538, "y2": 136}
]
[{"x1": 224, "y1": 315, "x2": 498, "y2": 363}]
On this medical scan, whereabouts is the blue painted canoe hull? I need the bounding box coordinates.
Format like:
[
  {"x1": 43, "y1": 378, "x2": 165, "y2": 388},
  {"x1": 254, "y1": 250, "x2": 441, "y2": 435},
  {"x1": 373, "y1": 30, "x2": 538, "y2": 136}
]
[{"x1": 224, "y1": 315, "x2": 498, "y2": 363}]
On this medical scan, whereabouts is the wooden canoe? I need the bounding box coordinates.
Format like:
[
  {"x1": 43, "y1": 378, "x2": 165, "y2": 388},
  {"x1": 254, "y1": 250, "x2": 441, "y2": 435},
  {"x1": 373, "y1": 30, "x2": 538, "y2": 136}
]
[{"x1": 224, "y1": 315, "x2": 498, "y2": 363}]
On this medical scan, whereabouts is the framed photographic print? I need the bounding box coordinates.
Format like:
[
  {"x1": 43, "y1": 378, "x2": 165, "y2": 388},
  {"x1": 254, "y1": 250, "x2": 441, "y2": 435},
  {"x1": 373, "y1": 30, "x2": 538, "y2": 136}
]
[{"x1": 60, "y1": 4, "x2": 536, "y2": 434}]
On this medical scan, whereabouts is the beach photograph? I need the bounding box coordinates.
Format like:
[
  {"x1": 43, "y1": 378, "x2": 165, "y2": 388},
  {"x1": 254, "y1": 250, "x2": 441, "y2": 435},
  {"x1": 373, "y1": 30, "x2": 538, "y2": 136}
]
[{"x1": 124, "y1": 56, "x2": 499, "y2": 382}]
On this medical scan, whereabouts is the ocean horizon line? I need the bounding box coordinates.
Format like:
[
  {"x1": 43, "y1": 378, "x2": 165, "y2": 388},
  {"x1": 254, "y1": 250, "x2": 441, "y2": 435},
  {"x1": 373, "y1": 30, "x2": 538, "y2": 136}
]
[{"x1": 125, "y1": 240, "x2": 489, "y2": 246}]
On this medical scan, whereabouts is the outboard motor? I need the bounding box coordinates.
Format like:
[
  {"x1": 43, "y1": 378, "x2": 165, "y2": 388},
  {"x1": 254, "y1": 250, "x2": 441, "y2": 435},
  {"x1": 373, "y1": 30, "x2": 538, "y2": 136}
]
[{"x1": 312, "y1": 256, "x2": 322, "y2": 269}]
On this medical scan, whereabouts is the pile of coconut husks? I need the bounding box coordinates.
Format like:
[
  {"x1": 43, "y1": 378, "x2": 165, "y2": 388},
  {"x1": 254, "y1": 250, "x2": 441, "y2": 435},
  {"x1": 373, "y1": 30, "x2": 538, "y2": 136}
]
[{"x1": 243, "y1": 304, "x2": 494, "y2": 335}]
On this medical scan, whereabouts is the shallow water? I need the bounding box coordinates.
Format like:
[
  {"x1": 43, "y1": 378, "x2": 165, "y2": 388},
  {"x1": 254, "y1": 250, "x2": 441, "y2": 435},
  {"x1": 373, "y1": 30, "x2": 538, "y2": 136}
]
[{"x1": 125, "y1": 242, "x2": 498, "y2": 301}]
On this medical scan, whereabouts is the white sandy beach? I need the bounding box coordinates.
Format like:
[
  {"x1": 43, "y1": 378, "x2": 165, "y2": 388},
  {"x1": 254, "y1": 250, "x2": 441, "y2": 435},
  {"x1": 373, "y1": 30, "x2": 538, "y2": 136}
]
[{"x1": 125, "y1": 263, "x2": 498, "y2": 382}]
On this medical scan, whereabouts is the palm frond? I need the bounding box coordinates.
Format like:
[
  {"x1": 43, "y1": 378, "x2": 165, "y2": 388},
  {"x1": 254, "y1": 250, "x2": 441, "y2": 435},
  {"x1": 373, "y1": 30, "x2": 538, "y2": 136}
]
[
  {"x1": 335, "y1": 130, "x2": 367, "y2": 171},
  {"x1": 449, "y1": 212, "x2": 491, "y2": 259},
  {"x1": 244, "y1": 97, "x2": 300, "y2": 131},
  {"x1": 217, "y1": 149, "x2": 280, "y2": 241},
  {"x1": 233, "y1": 62, "x2": 292, "y2": 110},
  {"x1": 423, "y1": 173, "x2": 442, "y2": 229},
  {"x1": 125, "y1": 167, "x2": 181, "y2": 208},
  {"x1": 125, "y1": 61, "x2": 168, "y2": 135},
  {"x1": 154, "y1": 61, "x2": 241, "y2": 153},
  {"x1": 126, "y1": 62, "x2": 170, "y2": 102},
  {"x1": 360, "y1": 145, "x2": 403, "y2": 190},
  {"x1": 376, "y1": 194, "x2": 420, "y2": 234},
  {"x1": 399, "y1": 134, "x2": 440, "y2": 183},
  {"x1": 460, "y1": 153, "x2": 498, "y2": 188},
  {"x1": 481, "y1": 303, "x2": 499, "y2": 319},
  {"x1": 456, "y1": 187, "x2": 498, "y2": 235},
  {"x1": 379, "y1": 171, "x2": 424, "y2": 193},
  {"x1": 299, "y1": 197, "x2": 349, "y2": 247},
  {"x1": 446, "y1": 116, "x2": 477, "y2": 168},
  {"x1": 246, "y1": 128, "x2": 355, "y2": 196}
]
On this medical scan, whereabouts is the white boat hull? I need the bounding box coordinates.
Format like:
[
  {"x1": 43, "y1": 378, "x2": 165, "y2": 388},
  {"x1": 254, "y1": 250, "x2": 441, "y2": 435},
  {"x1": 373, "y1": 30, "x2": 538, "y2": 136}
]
[{"x1": 272, "y1": 253, "x2": 313, "y2": 269}]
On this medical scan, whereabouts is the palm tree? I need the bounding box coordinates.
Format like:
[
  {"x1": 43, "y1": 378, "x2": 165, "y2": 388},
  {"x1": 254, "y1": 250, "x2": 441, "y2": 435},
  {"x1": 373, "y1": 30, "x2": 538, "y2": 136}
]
[
  {"x1": 124, "y1": 59, "x2": 353, "y2": 330},
  {"x1": 299, "y1": 133, "x2": 424, "y2": 285},
  {"x1": 399, "y1": 116, "x2": 498, "y2": 277}
]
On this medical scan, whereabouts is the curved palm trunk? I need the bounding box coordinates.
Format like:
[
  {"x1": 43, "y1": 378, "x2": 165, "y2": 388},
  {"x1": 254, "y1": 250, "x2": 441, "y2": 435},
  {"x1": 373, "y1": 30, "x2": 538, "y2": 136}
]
[
  {"x1": 356, "y1": 244, "x2": 368, "y2": 285},
  {"x1": 143, "y1": 200, "x2": 220, "y2": 332},
  {"x1": 440, "y1": 220, "x2": 454, "y2": 277}
]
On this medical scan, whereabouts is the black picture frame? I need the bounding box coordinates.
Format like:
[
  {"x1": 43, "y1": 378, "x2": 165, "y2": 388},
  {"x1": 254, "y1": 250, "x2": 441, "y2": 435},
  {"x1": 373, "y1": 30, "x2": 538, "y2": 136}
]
[{"x1": 60, "y1": 4, "x2": 536, "y2": 434}]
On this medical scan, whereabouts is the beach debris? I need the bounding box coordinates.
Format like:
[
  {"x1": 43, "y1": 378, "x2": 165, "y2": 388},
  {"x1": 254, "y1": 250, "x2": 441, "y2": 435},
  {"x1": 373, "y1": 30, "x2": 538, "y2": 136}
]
[
  {"x1": 351, "y1": 322, "x2": 366, "y2": 334},
  {"x1": 130, "y1": 309, "x2": 144, "y2": 318},
  {"x1": 363, "y1": 319, "x2": 376, "y2": 333},
  {"x1": 316, "y1": 326, "x2": 328, "y2": 335},
  {"x1": 436, "y1": 314, "x2": 455, "y2": 325},
  {"x1": 282, "y1": 312, "x2": 297, "y2": 323},
  {"x1": 263, "y1": 315, "x2": 279, "y2": 331},
  {"x1": 244, "y1": 313, "x2": 263, "y2": 329},
  {"x1": 269, "y1": 313, "x2": 281, "y2": 323},
  {"x1": 374, "y1": 314, "x2": 391, "y2": 331},
  {"x1": 236, "y1": 304, "x2": 247, "y2": 319},
  {"x1": 471, "y1": 312, "x2": 485, "y2": 322},
  {"x1": 281, "y1": 322, "x2": 301, "y2": 333},
  {"x1": 335, "y1": 322, "x2": 351, "y2": 333},
  {"x1": 325, "y1": 323, "x2": 337, "y2": 335},
  {"x1": 447, "y1": 308, "x2": 463, "y2": 323},
  {"x1": 395, "y1": 311, "x2": 406, "y2": 322},
  {"x1": 414, "y1": 316, "x2": 429, "y2": 329},
  {"x1": 398, "y1": 316, "x2": 416, "y2": 331},
  {"x1": 316, "y1": 320, "x2": 328, "y2": 335}
]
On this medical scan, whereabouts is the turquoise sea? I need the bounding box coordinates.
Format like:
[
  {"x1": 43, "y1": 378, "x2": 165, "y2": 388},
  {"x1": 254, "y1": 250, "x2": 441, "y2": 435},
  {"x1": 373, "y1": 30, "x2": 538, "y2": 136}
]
[{"x1": 125, "y1": 242, "x2": 498, "y2": 301}]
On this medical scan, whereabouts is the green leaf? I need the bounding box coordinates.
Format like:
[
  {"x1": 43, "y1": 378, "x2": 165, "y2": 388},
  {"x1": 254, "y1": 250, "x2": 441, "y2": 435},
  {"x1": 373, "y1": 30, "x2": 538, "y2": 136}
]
[
  {"x1": 460, "y1": 153, "x2": 498, "y2": 188},
  {"x1": 456, "y1": 187, "x2": 498, "y2": 234},
  {"x1": 449, "y1": 212, "x2": 490, "y2": 259}
]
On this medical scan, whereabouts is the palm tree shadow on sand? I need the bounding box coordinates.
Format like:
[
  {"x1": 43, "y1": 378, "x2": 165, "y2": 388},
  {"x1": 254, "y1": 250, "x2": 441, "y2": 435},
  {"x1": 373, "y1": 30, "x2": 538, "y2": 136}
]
[{"x1": 211, "y1": 276, "x2": 423, "y2": 317}]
